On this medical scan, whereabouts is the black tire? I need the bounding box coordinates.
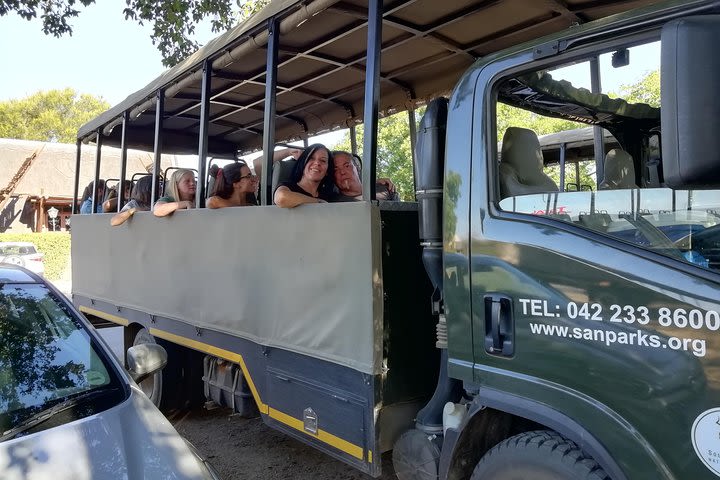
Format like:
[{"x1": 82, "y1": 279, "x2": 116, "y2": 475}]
[
  {"x1": 132, "y1": 327, "x2": 166, "y2": 407},
  {"x1": 470, "y1": 430, "x2": 611, "y2": 480},
  {"x1": 130, "y1": 327, "x2": 203, "y2": 411}
]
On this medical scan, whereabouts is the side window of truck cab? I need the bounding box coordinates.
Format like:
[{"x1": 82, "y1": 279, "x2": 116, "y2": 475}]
[{"x1": 492, "y1": 38, "x2": 720, "y2": 273}]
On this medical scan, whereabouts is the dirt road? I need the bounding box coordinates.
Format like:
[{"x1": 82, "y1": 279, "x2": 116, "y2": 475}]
[{"x1": 169, "y1": 406, "x2": 397, "y2": 480}]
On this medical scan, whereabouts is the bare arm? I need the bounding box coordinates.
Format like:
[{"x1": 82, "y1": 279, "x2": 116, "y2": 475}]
[
  {"x1": 206, "y1": 196, "x2": 228, "y2": 209},
  {"x1": 103, "y1": 198, "x2": 118, "y2": 213},
  {"x1": 273, "y1": 186, "x2": 325, "y2": 208},
  {"x1": 377, "y1": 177, "x2": 396, "y2": 192},
  {"x1": 110, "y1": 208, "x2": 136, "y2": 226},
  {"x1": 153, "y1": 200, "x2": 193, "y2": 217},
  {"x1": 253, "y1": 147, "x2": 304, "y2": 177}
]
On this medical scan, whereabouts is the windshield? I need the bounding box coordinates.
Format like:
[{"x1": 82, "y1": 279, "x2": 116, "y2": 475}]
[{"x1": 0, "y1": 283, "x2": 125, "y2": 437}]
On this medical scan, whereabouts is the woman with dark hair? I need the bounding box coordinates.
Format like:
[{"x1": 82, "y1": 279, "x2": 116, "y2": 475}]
[
  {"x1": 273, "y1": 143, "x2": 336, "y2": 208},
  {"x1": 207, "y1": 162, "x2": 258, "y2": 209},
  {"x1": 102, "y1": 180, "x2": 132, "y2": 213},
  {"x1": 110, "y1": 175, "x2": 157, "y2": 226},
  {"x1": 79, "y1": 180, "x2": 106, "y2": 214}
]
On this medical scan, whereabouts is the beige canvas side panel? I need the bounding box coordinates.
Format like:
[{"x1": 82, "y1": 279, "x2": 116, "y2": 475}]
[{"x1": 72, "y1": 202, "x2": 381, "y2": 374}]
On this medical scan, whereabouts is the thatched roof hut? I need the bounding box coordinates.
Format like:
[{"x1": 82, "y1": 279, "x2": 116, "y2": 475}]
[{"x1": 0, "y1": 138, "x2": 188, "y2": 232}]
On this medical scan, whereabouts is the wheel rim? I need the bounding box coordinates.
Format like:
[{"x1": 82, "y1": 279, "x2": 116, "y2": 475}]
[{"x1": 132, "y1": 328, "x2": 162, "y2": 404}]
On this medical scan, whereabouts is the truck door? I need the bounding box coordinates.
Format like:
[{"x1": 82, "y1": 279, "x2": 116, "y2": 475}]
[{"x1": 463, "y1": 27, "x2": 720, "y2": 479}]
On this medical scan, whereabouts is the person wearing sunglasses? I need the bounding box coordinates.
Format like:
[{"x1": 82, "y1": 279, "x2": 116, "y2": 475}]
[
  {"x1": 207, "y1": 162, "x2": 259, "y2": 208},
  {"x1": 332, "y1": 151, "x2": 398, "y2": 202}
]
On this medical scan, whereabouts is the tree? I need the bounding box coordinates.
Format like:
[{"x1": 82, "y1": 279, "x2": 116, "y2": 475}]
[
  {"x1": 0, "y1": 89, "x2": 110, "y2": 143},
  {"x1": 617, "y1": 69, "x2": 660, "y2": 108},
  {"x1": 0, "y1": 0, "x2": 269, "y2": 67},
  {"x1": 331, "y1": 110, "x2": 422, "y2": 202}
]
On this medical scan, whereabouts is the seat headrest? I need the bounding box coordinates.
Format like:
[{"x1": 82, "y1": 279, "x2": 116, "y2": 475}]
[
  {"x1": 271, "y1": 159, "x2": 297, "y2": 202},
  {"x1": 501, "y1": 127, "x2": 545, "y2": 179},
  {"x1": 599, "y1": 149, "x2": 637, "y2": 189},
  {"x1": 499, "y1": 127, "x2": 558, "y2": 198}
]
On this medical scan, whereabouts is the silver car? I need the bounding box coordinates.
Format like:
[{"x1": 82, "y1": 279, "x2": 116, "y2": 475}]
[
  {"x1": 0, "y1": 265, "x2": 219, "y2": 480},
  {"x1": 0, "y1": 242, "x2": 44, "y2": 276}
]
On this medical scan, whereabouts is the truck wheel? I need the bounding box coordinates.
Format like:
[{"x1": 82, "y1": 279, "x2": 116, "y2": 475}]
[
  {"x1": 132, "y1": 327, "x2": 165, "y2": 406},
  {"x1": 470, "y1": 430, "x2": 610, "y2": 480},
  {"x1": 130, "y1": 327, "x2": 200, "y2": 411}
]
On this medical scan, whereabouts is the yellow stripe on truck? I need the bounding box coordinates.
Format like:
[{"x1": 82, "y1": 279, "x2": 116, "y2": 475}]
[
  {"x1": 268, "y1": 407, "x2": 365, "y2": 460},
  {"x1": 79, "y1": 306, "x2": 129, "y2": 326},
  {"x1": 151, "y1": 329, "x2": 371, "y2": 462},
  {"x1": 148, "y1": 328, "x2": 267, "y2": 414},
  {"x1": 75, "y1": 308, "x2": 371, "y2": 464}
]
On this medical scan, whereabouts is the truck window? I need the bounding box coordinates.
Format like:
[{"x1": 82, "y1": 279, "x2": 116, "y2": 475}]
[{"x1": 494, "y1": 39, "x2": 720, "y2": 272}]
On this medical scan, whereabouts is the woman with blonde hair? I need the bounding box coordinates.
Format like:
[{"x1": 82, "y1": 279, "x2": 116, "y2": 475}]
[{"x1": 153, "y1": 169, "x2": 196, "y2": 217}]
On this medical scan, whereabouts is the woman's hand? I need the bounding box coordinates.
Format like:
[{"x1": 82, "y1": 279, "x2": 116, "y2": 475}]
[{"x1": 377, "y1": 178, "x2": 395, "y2": 192}]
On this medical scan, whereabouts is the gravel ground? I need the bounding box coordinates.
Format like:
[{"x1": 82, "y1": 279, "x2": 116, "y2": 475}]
[{"x1": 168, "y1": 406, "x2": 397, "y2": 480}]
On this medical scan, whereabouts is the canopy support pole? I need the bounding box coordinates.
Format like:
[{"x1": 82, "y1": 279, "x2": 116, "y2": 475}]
[
  {"x1": 261, "y1": 17, "x2": 279, "y2": 206},
  {"x1": 151, "y1": 90, "x2": 165, "y2": 204},
  {"x1": 197, "y1": 59, "x2": 212, "y2": 207},
  {"x1": 362, "y1": 0, "x2": 382, "y2": 201}
]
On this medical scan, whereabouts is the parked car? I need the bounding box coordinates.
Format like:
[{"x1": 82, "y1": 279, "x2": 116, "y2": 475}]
[
  {"x1": 0, "y1": 265, "x2": 220, "y2": 480},
  {"x1": 0, "y1": 242, "x2": 44, "y2": 276}
]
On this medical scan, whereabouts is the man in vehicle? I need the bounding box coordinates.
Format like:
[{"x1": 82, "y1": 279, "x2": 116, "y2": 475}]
[{"x1": 332, "y1": 150, "x2": 399, "y2": 201}]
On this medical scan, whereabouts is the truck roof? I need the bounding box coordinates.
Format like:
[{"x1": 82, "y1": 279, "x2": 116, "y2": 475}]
[{"x1": 77, "y1": 0, "x2": 660, "y2": 156}]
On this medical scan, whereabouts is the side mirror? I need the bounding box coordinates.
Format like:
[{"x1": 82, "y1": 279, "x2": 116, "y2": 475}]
[
  {"x1": 661, "y1": 16, "x2": 720, "y2": 187},
  {"x1": 127, "y1": 343, "x2": 167, "y2": 383}
]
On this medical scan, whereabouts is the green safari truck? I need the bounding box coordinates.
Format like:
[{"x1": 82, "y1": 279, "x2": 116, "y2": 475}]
[{"x1": 72, "y1": 1, "x2": 720, "y2": 478}]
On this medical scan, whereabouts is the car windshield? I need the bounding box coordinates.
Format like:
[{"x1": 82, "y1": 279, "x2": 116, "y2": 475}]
[{"x1": 0, "y1": 283, "x2": 124, "y2": 437}]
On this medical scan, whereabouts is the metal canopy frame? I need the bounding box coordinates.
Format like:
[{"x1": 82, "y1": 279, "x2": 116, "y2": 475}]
[{"x1": 77, "y1": 0, "x2": 659, "y2": 157}]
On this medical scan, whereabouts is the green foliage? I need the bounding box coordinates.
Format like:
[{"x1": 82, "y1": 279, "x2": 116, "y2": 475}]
[
  {"x1": 0, "y1": 0, "x2": 94, "y2": 36},
  {"x1": 1, "y1": 0, "x2": 270, "y2": 67},
  {"x1": 496, "y1": 103, "x2": 584, "y2": 142},
  {"x1": 0, "y1": 233, "x2": 71, "y2": 280},
  {"x1": 495, "y1": 69, "x2": 661, "y2": 191},
  {"x1": 331, "y1": 110, "x2": 423, "y2": 202},
  {"x1": 545, "y1": 162, "x2": 597, "y2": 191},
  {"x1": 617, "y1": 69, "x2": 660, "y2": 107},
  {"x1": 0, "y1": 89, "x2": 109, "y2": 143}
]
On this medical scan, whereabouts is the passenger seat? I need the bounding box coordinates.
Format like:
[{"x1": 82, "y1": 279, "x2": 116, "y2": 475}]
[
  {"x1": 499, "y1": 127, "x2": 558, "y2": 199},
  {"x1": 599, "y1": 149, "x2": 637, "y2": 189},
  {"x1": 271, "y1": 159, "x2": 297, "y2": 203}
]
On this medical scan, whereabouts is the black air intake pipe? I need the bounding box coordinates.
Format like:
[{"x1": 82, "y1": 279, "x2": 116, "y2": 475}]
[
  {"x1": 414, "y1": 98, "x2": 447, "y2": 291},
  {"x1": 413, "y1": 97, "x2": 462, "y2": 434}
]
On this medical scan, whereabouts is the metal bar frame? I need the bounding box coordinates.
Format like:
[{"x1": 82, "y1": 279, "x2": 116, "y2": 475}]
[
  {"x1": 362, "y1": 0, "x2": 383, "y2": 201},
  {"x1": 197, "y1": 59, "x2": 212, "y2": 207},
  {"x1": 350, "y1": 126, "x2": 358, "y2": 156},
  {"x1": 118, "y1": 111, "x2": 129, "y2": 212},
  {"x1": 559, "y1": 142, "x2": 566, "y2": 192},
  {"x1": 92, "y1": 130, "x2": 103, "y2": 214},
  {"x1": 73, "y1": 140, "x2": 81, "y2": 215},
  {"x1": 408, "y1": 108, "x2": 417, "y2": 194},
  {"x1": 151, "y1": 90, "x2": 165, "y2": 204},
  {"x1": 590, "y1": 56, "x2": 604, "y2": 183},
  {"x1": 262, "y1": 17, "x2": 280, "y2": 206}
]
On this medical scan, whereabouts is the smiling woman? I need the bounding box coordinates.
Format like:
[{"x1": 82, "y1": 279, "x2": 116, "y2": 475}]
[{"x1": 273, "y1": 143, "x2": 337, "y2": 208}]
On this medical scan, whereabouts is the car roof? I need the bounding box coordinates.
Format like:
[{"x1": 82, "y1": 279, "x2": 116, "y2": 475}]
[
  {"x1": 0, "y1": 265, "x2": 41, "y2": 283},
  {"x1": 0, "y1": 241, "x2": 36, "y2": 247}
]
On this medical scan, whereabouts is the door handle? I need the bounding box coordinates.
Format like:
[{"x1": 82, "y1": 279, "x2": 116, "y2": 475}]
[{"x1": 484, "y1": 294, "x2": 514, "y2": 356}]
